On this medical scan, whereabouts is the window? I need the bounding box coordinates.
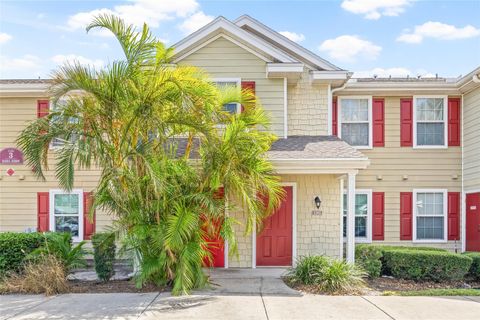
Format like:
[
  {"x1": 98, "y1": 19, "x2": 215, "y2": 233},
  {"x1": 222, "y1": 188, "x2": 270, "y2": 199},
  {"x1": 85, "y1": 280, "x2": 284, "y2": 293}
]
[
  {"x1": 49, "y1": 190, "x2": 83, "y2": 241},
  {"x1": 413, "y1": 190, "x2": 447, "y2": 242},
  {"x1": 339, "y1": 97, "x2": 372, "y2": 148},
  {"x1": 343, "y1": 190, "x2": 372, "y2": 242},
  {"x1": 213, "y1": 79, "x2": 241, "y2": 114},
  {"x1": 414, "y1": 96, "x2": 447, "y2": 147},
  {"x1": 49, "y1": 98, "x2": 80, "y2": 148}
]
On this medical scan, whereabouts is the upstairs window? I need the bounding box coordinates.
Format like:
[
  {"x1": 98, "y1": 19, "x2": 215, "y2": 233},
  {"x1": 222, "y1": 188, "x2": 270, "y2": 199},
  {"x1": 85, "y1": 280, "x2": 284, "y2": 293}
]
[
  {"x1": 339, "y1": 97, "x2": 372, "y2": 148},
  {"x1": 414, "y1": 96, "x2": 447, "y2": 148},
  {"x1": 213, "y1": 78, "x2": 241, "y2": 114},
  {"x1": 49, "y1": 98, "x2": 80, "y2": 148}
]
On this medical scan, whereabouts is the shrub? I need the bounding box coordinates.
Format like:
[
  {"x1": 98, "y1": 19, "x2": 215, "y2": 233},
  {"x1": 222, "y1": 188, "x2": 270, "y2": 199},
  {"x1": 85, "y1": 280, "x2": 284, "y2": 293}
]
[
  {"x1": 287, "y1": 256, "x2": 366, "y2": 293},
  {"x1": 28, "y1": 233, "x2": 87, "y2": 271},
  {"x1": 463, "y1": 252, "x2": 480, "y2": 280},
  {"x1": 382, "y1": 249, "x2": 472, "y2": 282},
  {"x1": 0, "y1": 232, "x2": 44, "y2": 274},
  {"x1": 92, "y1": 232, "x2": 116, "y2": 282},
  {"x1": 0, "y1": 255, "x2": 68, "y2": 296},
  {"x1": 355, "y1": 244, "x2": 382, "y2": 278}
]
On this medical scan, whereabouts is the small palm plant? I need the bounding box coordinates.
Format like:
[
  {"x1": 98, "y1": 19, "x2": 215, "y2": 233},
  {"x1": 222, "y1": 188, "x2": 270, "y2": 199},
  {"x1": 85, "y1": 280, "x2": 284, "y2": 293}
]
[{"x1": 17, "y1": 14, "x2": 283, "y2": 294}]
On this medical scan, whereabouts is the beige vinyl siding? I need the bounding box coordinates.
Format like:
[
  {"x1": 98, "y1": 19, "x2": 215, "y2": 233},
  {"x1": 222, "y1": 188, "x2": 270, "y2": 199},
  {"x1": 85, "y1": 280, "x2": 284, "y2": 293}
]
[
  {"x1": 337, "y1": 95, "x2": 462, "y2": 250},
  {"x1": 0, "y1": 97, "x2": 112, "y2": 234},
  {"x1": 464, "y1": 86, "x2": 480, "y2": 191},
  {"x1": 178, "y1": 36, "x2": 285, "y2": 136}
]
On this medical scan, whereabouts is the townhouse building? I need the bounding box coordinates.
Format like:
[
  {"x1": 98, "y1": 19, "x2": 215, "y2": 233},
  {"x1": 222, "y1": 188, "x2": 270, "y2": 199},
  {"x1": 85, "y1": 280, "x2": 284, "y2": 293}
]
[{"x1": 0, "y1": 15, "x2": 479, "y2": 267}]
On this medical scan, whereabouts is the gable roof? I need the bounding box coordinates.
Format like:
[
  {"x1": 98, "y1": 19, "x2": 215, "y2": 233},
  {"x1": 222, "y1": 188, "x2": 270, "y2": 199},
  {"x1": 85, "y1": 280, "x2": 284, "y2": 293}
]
[
  {"x1": 173, "y1": 16, "x2": 299, "y2": 64},
  {"x1": 234, "y1": 15, "x2": 342, "y2": 71}
]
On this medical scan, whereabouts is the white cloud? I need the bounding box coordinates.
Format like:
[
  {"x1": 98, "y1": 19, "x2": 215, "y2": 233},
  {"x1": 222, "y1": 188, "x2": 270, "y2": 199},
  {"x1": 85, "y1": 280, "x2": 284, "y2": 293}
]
[
  {"x1": 318, "y1": 35, "x2": 381, "y2": 62},
  {"x1": 397, "y1": 21, "x2": 480, "y2": 43},
  {"x1": 0, "y1": 55, "x2": 43, "y2": 78},
  {"x1": 279, "y1": 31, "x2": 305, "y2": 42},
  {"x1": 51, "y1": 54, "x2": 104, "y2": 69},
  {"x1": 0, "y1": 33, "x2": 12, "y2": 44},
  {"x1": 66, "y1": 0, "x2": 200, "y2": 34},
  {"x1": 353, "y1": 67, "x2": 434, "y2": 78},
  {"x1": 178, "y1": 11, "x2": 214, "y2": 34},
  {"x1": 341, "y1": 0, "x2": 413, "y2": 20}
]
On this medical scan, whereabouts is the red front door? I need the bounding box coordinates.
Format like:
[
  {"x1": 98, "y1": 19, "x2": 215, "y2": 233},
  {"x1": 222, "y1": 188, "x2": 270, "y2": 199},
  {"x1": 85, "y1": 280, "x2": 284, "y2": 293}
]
[
  {"x1": 256, "y1": 186, "x2": 293, "y2": 266},
  {"x1": 466, "y1": 192, "x2": 480, "y2": 252}
]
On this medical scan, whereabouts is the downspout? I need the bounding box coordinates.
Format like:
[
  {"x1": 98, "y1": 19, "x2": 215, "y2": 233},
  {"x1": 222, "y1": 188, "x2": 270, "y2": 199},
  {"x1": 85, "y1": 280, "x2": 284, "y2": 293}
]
[
  {"x1": 472, "y1": 73, "x2": 480, "y2": 83},
  {"x1": 461, "y1": 93, "x2": 465, "y2": 253}
]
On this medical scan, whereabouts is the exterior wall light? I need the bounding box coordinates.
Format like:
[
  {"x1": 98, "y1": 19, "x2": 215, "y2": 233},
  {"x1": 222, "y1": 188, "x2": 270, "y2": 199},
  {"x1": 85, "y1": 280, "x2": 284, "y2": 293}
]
[{"x1": 314, "y1": 196, "x2": 322, "y2": 209}]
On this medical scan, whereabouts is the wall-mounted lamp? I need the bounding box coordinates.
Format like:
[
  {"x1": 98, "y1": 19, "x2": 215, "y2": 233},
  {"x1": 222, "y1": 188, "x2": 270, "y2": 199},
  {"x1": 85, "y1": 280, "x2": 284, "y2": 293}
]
[{"x1": 314, "y1": 196, "x2": 322, "y2": 209}]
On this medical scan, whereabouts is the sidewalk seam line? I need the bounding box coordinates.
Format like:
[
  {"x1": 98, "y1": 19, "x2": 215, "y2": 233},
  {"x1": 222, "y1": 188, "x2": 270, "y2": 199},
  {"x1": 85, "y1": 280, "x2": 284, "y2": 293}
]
[
  {"x1": 361, "y1": 296, "x2": 396, "y2": 320},
  {"x1": 136, "y1": 291, "x2": 161, "y2": 319},
  {"x1": 5, "y1": 295, "x2": 57, "y2": 320},
  {"x1": 462, "y1": 296, "x2": 480, "y2": 303},
  {"x1": 260, "y1": 277, "x2": 270, "y2": 320}
]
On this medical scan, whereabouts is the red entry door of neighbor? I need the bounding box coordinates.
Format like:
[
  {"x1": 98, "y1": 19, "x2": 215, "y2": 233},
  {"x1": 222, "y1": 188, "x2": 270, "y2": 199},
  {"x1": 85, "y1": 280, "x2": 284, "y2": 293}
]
[
  {"x1": 466, "y1": 192, "x2": 480, "y2": 252},
  {"x1": 256, "y1": 186, "x2": 293, "y2": 266}
]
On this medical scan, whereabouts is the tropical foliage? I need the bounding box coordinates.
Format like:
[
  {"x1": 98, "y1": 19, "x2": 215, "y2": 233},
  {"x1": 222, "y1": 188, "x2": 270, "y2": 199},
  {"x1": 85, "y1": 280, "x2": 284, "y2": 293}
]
[{"x1": 17, "y1": 14, "x2": 283, "y2": 294}]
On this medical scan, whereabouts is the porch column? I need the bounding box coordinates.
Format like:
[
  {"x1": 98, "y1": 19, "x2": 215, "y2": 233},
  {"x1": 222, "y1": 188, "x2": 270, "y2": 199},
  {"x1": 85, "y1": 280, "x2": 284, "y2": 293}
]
[{"x1": 346, "y1": 172, "x2": 356, "y2": 263}]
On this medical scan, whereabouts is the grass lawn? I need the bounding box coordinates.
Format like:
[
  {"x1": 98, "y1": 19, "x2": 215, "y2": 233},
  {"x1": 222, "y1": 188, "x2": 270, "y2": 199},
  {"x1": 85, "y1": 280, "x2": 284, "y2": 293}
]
[{"x1": 383, "y1": 288, "x2": 480, "y2": 296}]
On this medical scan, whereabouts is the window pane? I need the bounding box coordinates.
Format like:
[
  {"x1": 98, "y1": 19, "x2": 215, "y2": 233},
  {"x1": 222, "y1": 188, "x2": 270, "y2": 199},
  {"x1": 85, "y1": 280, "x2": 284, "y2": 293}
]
[
  {"x1": 416, "y1": 192, "x2": 443, "y2": 216},
  {"x1": 343, "y1": 216, "x2": 347, "y2": 237},
  {"x1": 416, "y1": 98, "x2": 444, "y2": 121},
  {"x1": 355, "y1": 216, "x2": 367, "y2": 237},
  {"x1": 342, "y1": 123, "x2": 369, "y2": 146},
  {"x1": 341, "y1": 99, "x2": 368, "y2": 121},
  {"x1": 417, "y1": 123, "x2": 444, "y2": 145},
  {"x1": 54, "y1": 194, "x2": 79, "y2": 215},
  {"x1": 223, "y1": 103, "x2": 238, "y2": 114},
  {"x1": 355, "y1": 194, "x2": 368, "y2": 216},
  {"x1": 417, "y1": 217, "x2": 444, "y2": 240},
  {"x1": 55, "y1": 216, "x2": 79, "y2": 236}
]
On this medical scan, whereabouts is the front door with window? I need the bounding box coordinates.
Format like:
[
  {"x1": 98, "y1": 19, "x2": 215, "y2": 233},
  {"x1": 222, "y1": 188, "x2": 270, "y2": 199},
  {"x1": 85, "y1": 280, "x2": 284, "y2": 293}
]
[
  {"x1": 466, "y1": 193, "x2": 480, "y2": 252},
  {"x1": 256, "y1": 186, "x2": 293, "y2": 266}
]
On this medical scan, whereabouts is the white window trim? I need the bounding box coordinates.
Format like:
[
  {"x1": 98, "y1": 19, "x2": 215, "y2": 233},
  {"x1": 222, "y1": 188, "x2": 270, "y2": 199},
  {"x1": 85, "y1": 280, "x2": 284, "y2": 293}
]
[
  {"x1": 413, "y1": 189, "x2": 448, "y2": 243},
  {"x1": 212, "y1": 78, "x2": 242, "y2": 114},
  {"x1": 413, "y1": 95, "x2": 448, "y2": 149},
  {"x1": 338, "y1": 96, "x2": 373, "y2": 150},
  {"x1": 342, "y1": 189, "x2": 372, "y2": 243},
  {"x1": 49, "y1": 189, "x2": 84, "y2": 242}
]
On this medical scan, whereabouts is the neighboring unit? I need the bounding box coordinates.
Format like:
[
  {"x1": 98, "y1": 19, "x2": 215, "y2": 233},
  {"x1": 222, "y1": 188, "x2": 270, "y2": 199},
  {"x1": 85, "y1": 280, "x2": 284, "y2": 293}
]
[{"x1": 0, "y1": 15, "x2": 479, "y2": 268}]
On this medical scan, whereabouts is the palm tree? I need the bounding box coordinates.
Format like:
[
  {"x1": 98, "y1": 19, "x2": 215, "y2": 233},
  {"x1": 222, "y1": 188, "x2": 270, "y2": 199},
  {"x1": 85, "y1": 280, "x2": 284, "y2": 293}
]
[{"x1": 17, "y1": 14, "x2": 283, "y2": 294}]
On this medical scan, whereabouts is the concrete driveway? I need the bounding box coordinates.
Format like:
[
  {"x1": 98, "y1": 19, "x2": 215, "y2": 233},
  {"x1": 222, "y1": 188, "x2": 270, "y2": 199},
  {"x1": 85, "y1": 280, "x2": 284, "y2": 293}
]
[
  {"x1": 1, "y1": 293, "x2": 479, "y2": 320},
  {"x1": 1, "y1": 269, "x2": 479, "y2": 320}
]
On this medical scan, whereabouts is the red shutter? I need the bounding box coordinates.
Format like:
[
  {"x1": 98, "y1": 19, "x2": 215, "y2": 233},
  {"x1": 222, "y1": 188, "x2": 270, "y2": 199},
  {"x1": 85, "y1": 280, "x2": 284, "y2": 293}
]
[
  {"x1": 37, "y1": 192, "x2": 49, "y2": 232},
  {"x1": 400, "y1": 192, "x2": 413, "y2": 240},
  {"x1": 332, "y1": 97, "x2": 338, "y2": 136},
  {"x1": 372, "y1": 98, "x2": 385, "y2": 147},
  {"x1": 448, "y1": 98, "x2": 461, "y2": 146},
  {"x1": 241, "y1": 81, "x2": 255, "y2": 112},
  {"x1": 83, "y1": 192, "x2": 95, "y2": 240},
  {"x1": 447, "y1": 192, "x2": 460, "y2": 240},
  {"x1": 37, "y1": 100, "x2": 49, "y2": 118},
  {"x1": 372, "y1": 192, "x2": 385, "y2": 240},
  {"x1": 400, "y1": 98, "x2": 413, "y2": 147}
]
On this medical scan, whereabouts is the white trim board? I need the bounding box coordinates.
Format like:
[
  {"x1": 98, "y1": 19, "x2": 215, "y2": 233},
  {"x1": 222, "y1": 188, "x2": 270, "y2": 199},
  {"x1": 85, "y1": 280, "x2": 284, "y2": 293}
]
[{"x1": 251, "y1": 182, "x2": 297, "y2": 268}]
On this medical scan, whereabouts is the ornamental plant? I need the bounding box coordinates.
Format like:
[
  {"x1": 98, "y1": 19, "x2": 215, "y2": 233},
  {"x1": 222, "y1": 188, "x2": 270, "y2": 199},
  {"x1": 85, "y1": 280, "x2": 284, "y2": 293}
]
[{"x1": 17, "y1": 14, "x2": 283, "y2": 295}]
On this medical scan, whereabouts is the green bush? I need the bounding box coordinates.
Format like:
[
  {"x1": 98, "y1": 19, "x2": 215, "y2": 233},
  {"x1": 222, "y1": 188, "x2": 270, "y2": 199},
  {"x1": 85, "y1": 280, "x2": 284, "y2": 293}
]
[
  {"x1": 383, "y1": 249, "x2": 472, "y2": 281},
  {"x1": 28, "y1": 233, "x2": 87, "y2": 272},
  {"x1": 0, "y1": 232, "x2": 45, "y2": 274},
  {"x1": 287, "y1": 256, "x2": 366, "y2": 293},
  {"x1": 355, "y1": 244, "x2": 383, "y2": 278},
  {"x1": 463, "y1": 252, "x2": 480, "y2": 280},
  {"x1": 91, "y1": 232, "x2": 116, "y2": 282}
]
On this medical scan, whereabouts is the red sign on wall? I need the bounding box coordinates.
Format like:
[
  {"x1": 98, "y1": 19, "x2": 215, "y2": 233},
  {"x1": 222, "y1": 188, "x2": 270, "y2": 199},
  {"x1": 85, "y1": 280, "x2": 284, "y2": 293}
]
[{"x1": 0, "y1": 148, "x2": 24, "y2": 165}]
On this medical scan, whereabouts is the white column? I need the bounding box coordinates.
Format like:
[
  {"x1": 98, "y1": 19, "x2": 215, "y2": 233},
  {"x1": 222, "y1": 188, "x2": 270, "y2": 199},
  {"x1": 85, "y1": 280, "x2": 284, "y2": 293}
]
[
  {"x1": 346, "y1": 172, "x2": 356, "y2": 263},
  {"x1": 339, "y1": 177, "x2": 344, "y2": 259}
]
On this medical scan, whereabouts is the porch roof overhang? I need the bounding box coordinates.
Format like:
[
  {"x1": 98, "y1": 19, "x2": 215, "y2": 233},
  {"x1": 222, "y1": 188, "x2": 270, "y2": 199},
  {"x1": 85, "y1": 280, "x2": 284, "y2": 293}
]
[{"x1": 267, "y1": 135, "x2": 370, "y2": 174}]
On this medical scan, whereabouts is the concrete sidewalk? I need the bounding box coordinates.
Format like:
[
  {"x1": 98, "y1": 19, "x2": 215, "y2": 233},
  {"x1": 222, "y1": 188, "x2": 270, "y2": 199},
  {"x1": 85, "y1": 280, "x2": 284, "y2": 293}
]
[{"x1": 1, "y1": 293, "x2": 479, "y2": 320}]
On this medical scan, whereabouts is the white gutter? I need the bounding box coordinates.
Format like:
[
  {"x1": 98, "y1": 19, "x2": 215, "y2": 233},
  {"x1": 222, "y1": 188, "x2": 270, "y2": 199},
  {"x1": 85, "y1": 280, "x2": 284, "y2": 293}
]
[{"x1": 473, "y1": 74, "x2": 480, "y2": 83}]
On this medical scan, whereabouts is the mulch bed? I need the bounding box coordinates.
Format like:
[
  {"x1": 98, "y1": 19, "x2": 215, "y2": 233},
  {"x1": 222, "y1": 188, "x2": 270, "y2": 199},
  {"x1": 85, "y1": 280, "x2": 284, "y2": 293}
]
[{"x1": 67, "y1": 280, "x2": 167, "y2": 293}]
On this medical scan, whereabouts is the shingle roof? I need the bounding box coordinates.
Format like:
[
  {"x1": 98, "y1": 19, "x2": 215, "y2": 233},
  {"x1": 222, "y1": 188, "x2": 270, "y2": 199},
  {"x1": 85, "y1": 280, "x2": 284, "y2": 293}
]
[
  {"x1": 0, "y1": 79, "x2": 53, "y2": 84},
  {"x1": 268, "y1": 136, "x2": 366, "y2": 159},
  {"x1": 172, "y1": 135, "x2": 365, "y2": 160}
]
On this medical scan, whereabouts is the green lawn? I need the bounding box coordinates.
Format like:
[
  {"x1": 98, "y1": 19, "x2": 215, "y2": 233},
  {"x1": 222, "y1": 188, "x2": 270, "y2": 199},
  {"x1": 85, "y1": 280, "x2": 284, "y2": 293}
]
[{"x1": 383, "y1": 288, "x2": 480, "y2": 296}]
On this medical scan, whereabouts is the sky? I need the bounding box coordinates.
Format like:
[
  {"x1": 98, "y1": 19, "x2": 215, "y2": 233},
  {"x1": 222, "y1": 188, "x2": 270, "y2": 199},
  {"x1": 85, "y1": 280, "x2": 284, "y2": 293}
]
[{"x1": 0, "y1": 0, "x2": 479, "y2": 79}]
